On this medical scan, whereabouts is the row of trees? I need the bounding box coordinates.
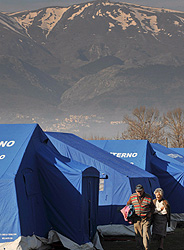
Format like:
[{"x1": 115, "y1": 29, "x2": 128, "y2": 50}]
[{"x1": 121, "y1": 106, "x2": 184, "y2": 148}]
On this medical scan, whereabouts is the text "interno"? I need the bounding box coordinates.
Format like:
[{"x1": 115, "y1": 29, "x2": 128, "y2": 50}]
[
  {"x1": 110, "y1": 152, "x2": 138, "y2": 158},
  {"x1": 0, "y1": 141, "x2": 15, "y2": 147}
]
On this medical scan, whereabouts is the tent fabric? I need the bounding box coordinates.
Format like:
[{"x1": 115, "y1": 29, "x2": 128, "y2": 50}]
[
  {"x1": 45, "y1": 133, "x2": 160, "y2": 227},
  {"x1": 150, "y1": 143, "x2": 184, "y2": 214},
  {"x1": 0, "y1": 231, "x2": 102, "y2": 250},
  {"x1": 36, "y1": 142, "x2": 100, "y2": 245},
  {"x1": 170, "y1": 148, "x2": 184, "y2": 155},
  {"x1": 0, "y1": 124, "x2": 101, "y2": 250},
  {"x1": 0, "y1": 123, "x2": 48, "y2": 245},
  {"x1": 151, "y1": 143, "x2": 184, "y2": 166},
  {"x1": 88, "y1": 140, "x2": 184, "y2": 215},
  {"x1": 88, "y1": 139, "x2": 155, "y2": 171}
]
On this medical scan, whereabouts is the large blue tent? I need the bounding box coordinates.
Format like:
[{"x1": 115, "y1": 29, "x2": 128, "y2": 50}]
[
  {"x1": 88, "y1": 140, "x2": 184, "y2": 215},
  {"x1": 46, "y1": 133, "x2": 159, "y2": 228},
  {"x1": 0, "y1": 124, "x2": 100, "y2": 249}
]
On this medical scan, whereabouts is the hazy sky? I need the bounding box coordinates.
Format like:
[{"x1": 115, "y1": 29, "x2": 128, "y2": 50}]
[{"x1": 1, "y1": 0, "x2": 184, "y2": 12}]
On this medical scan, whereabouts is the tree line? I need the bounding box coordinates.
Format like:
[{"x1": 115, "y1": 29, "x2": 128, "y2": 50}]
[
  {"x1": 87, "y1": 106, "x2": 184, "y2": 148},
  {"x1": 121, "y1": 106, "x2": 184, "y2": 148}
]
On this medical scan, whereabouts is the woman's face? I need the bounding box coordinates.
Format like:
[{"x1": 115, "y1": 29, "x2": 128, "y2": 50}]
[{"x1": 155, "y1": 192, "x2": 162, "y2": 201}]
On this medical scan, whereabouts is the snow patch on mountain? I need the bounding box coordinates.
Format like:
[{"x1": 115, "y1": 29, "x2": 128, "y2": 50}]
[
  {"x1": 131, "y1": 8, "x2": 160, "y2": 33},
  {"x1": 108, "y1": 22, "x2": 115, "y2": 31},
  {"x1": 14, "y1": 10, "x2": 42, "y2": 37},
  {"x1": 106, "y1": 10, "x2": 136, "y2": 30},
  {"x1": 68, "y1": 3, "x2": 93, "y2": 20},
  {"x1": 38, "y1": 7, "x2": 69, "y2": 37},
  {"x1": 14, "y1": 7, "x2": 70, "y2": 38},
  {"x1": 15, "y1": 11, "x2": 42, "y2": 28}
]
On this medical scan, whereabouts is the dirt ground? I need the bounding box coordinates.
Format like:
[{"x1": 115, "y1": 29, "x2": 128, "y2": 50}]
[
  {"x1": 51, "y1": 226, "x2": 184, "y2": 249},
  {"x1": 100, "y1": 227, "x2": 184, "y2": 250}
]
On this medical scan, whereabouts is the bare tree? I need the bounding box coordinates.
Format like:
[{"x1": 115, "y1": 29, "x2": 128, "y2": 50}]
[
  {"x1": 164, "y1": 108, "x2": 184, "y2": 148},
  {"x1": 121, "y1": 106, "x2": 166, "y2": 145},
  {"x1": 84, "y1": 135, "x2": 110, "y2": 140}
]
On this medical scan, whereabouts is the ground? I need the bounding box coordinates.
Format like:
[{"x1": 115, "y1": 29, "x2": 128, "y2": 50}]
[
  {"x1": 100, "y1": 227, "x2": 184, "y2": 250},
  {"x1": 50, "y1": 226, "x2": 184, "y2": 249}
]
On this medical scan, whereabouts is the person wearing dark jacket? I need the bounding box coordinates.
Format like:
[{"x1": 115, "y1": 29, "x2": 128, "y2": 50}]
[
  {"x1": 152, "y1": 188, "x2": 171, "y2": 250},
  {"x1": 127, "y1": 184, "x2": 154, "y2": 250}
]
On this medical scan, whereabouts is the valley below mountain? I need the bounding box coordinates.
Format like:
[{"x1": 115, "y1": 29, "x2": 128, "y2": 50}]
[{"x1": 1, "y1": 0, "x2": 184, "y2": 137}]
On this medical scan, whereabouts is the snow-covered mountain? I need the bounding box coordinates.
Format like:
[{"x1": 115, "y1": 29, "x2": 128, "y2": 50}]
[
  {"x1": 9, "y1": 0, "x2": 184, "y2": 68},
  {"x1": 1, "y1": 0, "x2": 184, "y2": 136},
  {"x1": 10, "y1": 1, "x2": 184, "y2": 40}
]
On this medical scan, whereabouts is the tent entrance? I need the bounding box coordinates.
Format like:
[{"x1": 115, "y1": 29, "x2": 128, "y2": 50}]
[{"x1": 82, "y1": 175, "x2": 99, "y2": 241}]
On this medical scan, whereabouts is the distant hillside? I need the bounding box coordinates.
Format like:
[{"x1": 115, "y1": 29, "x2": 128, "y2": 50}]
[{"x1": 1, "y1": 0, "x2": 184, "y2": 136}]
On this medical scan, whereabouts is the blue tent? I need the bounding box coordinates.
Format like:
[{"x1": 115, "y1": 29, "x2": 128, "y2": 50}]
[
  {"x1": 150, "y1": 143, "x2": 184, "y2": 214},
  {"x1": 88, "y1": 139, "x2": 154, "y2": 171},
  {"x1": 151, "y1": 143, "x2": 184, "y2": 166},
  {"x1": 88, "y1": 140, "x2": 184, "y2": 214},
  {"x1": 0, "y1": 124, "x2": 100, "y2": 249},
  {"x1": 170, "y1": 148, "x2": 184, "y2": 155},
  {"x1": 46, "y1": 133, "x2": 159, "y2": 227},
  {"x1": 35, "y1": 141, "x2": 100, "y2": 247}
]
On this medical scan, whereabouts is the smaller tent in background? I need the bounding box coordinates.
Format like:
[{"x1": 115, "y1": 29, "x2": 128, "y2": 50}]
[
  {"x1": 0, "y1": 124, "x2": 101, "y2": 250},
  {"x1": 151, "y1": 143, "x2": 184, "y2": 166},
  {"x1": 46, "y1": 132, "x2": 160, "y2": 236},
  {"x1": 150, "y1": 143, "x2": 184, "y2": 218}
]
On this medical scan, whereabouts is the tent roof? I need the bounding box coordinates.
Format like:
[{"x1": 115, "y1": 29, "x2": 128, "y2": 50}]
[
  {"x1": 0, "y1": 123, "x2": 47, "y2": 179},
  {"x1": 36, "y1": 142, "x2": 99, "y2": 193},
  {"x1": 170, "y1": 148, "x2": 184, "y2": 155},
  {"x1": 151, "y1": 143, "x2": 184, "y2": 166},
  {"x1": 88, "y1": 139, "x2": 155, "y2": 171},
  {"x1": 46, "y1": 132, "x2": 156, "y2": 179}
]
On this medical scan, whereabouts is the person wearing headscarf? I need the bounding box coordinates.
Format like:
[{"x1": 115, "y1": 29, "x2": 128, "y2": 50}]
[{"x1": 152, "y1": 188, "x2": 171, "y2": 250}]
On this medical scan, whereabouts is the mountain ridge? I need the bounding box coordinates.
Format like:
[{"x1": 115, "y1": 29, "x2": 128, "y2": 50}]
[{"x1": 1, "y1": 0, "x2": 184, "y2": 137}]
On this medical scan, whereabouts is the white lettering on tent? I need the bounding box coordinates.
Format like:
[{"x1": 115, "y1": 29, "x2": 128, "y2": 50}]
[
  {"x1": 0, "y1": 141, "x2": 15, "y2": 147},
  {"x1": 0, "y1": 233, "x2": 17, "y2": 236},
  {"x1": 110, "y1": 152, "x2": 138, "y2": 158},
  {"x1": 0, "y1": 155, "x2": 5, "y2": 160},
  {"x1": 167, "y1": 153, "x2": 183, "y2": 159},
  {"x1": 6, "y1": 141, "x2": 15, "y2": 147}
]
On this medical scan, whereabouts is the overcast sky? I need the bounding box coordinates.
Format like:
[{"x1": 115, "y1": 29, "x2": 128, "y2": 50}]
[{"x1": 1, "y1": 0, "x2": 184, "y2": 12}]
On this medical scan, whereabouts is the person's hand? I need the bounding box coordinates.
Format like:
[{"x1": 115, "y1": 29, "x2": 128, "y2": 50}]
[{"x1": 161, "y1": 206, "x2": 164, "y2": 211}]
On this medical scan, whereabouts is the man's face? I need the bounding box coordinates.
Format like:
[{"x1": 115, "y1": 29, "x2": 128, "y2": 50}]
[{"x1": 136, "y1": 189, "x2": 144, "y2": 196}]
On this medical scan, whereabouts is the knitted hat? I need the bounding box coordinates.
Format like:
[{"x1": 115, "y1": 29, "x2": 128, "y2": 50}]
[{"x1": 135, "y1": 184, "x2": 143, "y2": 191}]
